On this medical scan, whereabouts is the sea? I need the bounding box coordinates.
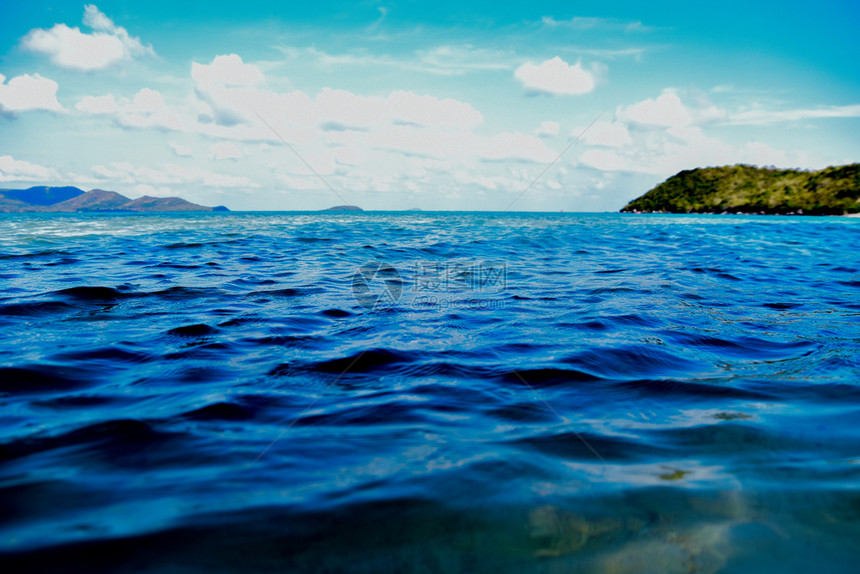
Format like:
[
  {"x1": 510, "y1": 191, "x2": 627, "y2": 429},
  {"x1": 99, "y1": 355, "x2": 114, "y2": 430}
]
[{"x1": 0, "y1": 211, "x2": 859, "y2": 573}]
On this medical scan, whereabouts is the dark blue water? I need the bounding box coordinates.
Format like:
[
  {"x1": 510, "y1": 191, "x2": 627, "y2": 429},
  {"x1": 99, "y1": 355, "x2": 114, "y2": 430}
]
[{"x1": 1, "y1": 212, "x2": 859, "y2": 573}]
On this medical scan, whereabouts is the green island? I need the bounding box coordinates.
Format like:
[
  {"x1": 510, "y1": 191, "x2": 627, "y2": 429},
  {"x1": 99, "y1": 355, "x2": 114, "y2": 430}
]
[{"x1": 621, "y1": 163, "x2": 860, "y2": 215}]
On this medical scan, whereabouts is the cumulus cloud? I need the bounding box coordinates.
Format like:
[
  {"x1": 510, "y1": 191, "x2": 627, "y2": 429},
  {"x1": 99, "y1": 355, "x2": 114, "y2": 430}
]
[
  {"x1": 191, "y1": 54, "x2": 265, "y2": 86},
  {"x1": 127, "y1": 88, "x2": 165, "y2": 114},
  {"x1": 190, "y1": 55, "x2": 485, "y2": 135},
  {"x1": 64, "y1": 52, "x2": 583, "y2": 202},
  {"x1": 616, "y1": 90, "x2": 692, "y2": 127},
  {"x1": 387, "y1": 90, "x2": 483, "y2": 129},
  {"x1": 0, "y1": 73, "x2": 64, "y2": 114},
  {"x1": 514, "y1": 57, "x2": 597, "y2": 96},
  {"x1": 0, "y1": 154, "x2": 62, "y2": 182},
  {"x1": 75, "y1": 93, "x2": 117, "y2": 114},
  {"x1": 76, "y1": 88, "x2": 183, "y2": 130},
  {"x1": 21, "y1": 5, "x2": 154, "y2": 71},
  {"x1": 616, "y1": 89, "x2": 724, "y2": 128}
]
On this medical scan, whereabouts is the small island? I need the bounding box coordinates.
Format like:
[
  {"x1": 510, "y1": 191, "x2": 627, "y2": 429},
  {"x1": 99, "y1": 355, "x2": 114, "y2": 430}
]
[
  {"x1": 621, "y1": 163, "x2": 860, "y2": 215},
  {"x1": 323, "y1": 205, "x2": 363, "y2": 212},
  {"x1": 0, "y1": 186, "x2": 228, "y2": 213}
]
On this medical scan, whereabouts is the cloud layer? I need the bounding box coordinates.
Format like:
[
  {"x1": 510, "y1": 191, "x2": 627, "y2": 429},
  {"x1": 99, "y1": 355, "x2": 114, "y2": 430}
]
[
  {"x1": 22, "y1": 5, "x2": 154, "y2": 71},
  {"x1": 3, "y1": 6, "x2": 857, "y2": 210}
]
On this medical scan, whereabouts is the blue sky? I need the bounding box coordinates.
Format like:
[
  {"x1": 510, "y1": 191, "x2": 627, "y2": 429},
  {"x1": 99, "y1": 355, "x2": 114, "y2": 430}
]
[{"x1": 1, "y1": 1, "x2": 858, "y2": 210}]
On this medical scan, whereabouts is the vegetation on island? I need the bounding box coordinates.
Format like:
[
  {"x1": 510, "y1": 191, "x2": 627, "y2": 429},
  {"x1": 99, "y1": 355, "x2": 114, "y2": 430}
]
[
  {"x1": 621, "y1": 163, "x2": 860, "y2": 215},
  {"x1": 324, "y1": 205, "x2": 363, "y2": 211}
]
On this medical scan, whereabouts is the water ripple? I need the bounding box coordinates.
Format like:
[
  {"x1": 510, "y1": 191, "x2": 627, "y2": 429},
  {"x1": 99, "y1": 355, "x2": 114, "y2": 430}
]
[{"x1": 1, "y1": 212, "x2": 859, "y2": 572}]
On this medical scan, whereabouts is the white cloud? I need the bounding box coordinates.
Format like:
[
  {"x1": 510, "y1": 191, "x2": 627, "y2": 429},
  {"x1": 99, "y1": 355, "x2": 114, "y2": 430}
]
[
  {"x1": 414, "y1": 45, "x2": 514, "y2": 73},
  {"x1": 579, "y1": 122, "x2": 810, "y2": 176},
  {"x1": 82, "y1": 4, "x2": 116, "y2": 31},
  {"x1": 580, "y1": 121, "x2": 632, "y2": 147},
  {"x1": 737, "y1": 141, "x2": 804, "y2": 167},
  {"x1": 77, "y1": 88, "x2": 183, "y2": 131},
  {"x1": 276, "y1": 174, "x2": 328, "y2": 191},
  {"x1": 280, "y1": 44, "x2": 514, "y2": 77},
  {"x1": 479, "y1": 132, "x2": 558, "y2": 163},
  {"x1": 541, "y1": 16, "x2": 606, "y2": 30},
  {"x1": 168, "y1": 142, "x2": 193, "y2": 157},
  {"x1": 191, "y1": 56, "x2": 485, "y2": 136},
  {"x1": 514, "y1": 57, "x2": 597, "y2": 96},
  {"x1": 363, "y1": 125, "x2": 557, "y2": 164},
  {"x1": 0, "y1": 155, "x2": 62, "y2": 182},
  {"x1": 540, "y1": 16, "x2": 657, "y2": 32},
  {"x1": 616, "y1": 89, "x2": 693, "y2": 127},
  {"x1": 729, "y1": 104, "x2": 860, "y2": 125},
  {"x1": 616, "y1": 89, "x2": 724, "y2": 128},
  {"x1": 386, "y1": 90, "x2": 483, "y2": 129},
  {"x1": 91, "y1": 161, "x2": 258, "y2": 188},
  {"x1": 191, "y1": 54, "x2": 265, "y2": 86},
  {"x1": 21, "y1": 5, "x2": 154, "y2": 71},
  {"x1": 211, "y1": 141, "x2": 242, "y2": 160},
  {"x1": 0, "y1": 73, "x2": 64, "y2": 114},
  {"x1": 535, "y1": 121, "x2": 560, "y2": 137},
  {"x1": 128, "y1": 88, "x2": 165, "y2": 113},
  {"x1": 452, "y1": 171, "x2": 521, "y2": 191},
  {"x1": 75, "y1": 93, "x2": 117, "y2": 114},
  {"x1": 63, "y1": 52, "x2": 592, "y2": 204}
]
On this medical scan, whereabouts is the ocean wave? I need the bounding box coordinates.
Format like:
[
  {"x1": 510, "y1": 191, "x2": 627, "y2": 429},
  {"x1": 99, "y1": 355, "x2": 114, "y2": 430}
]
[{"x1": 1, "y1": 212, "x2": 859, "y2": 571}]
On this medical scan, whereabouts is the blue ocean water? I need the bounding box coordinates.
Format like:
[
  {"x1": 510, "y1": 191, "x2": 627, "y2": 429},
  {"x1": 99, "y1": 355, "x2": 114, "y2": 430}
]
[{"x1": 0, "y1": 211, "x2": 859, "y2": 573}]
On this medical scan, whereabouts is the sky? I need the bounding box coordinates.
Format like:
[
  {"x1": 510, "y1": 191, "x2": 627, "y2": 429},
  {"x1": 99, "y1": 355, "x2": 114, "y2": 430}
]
[{"x1": 1, "y1": 1, "x2": 859, "y2": 211}]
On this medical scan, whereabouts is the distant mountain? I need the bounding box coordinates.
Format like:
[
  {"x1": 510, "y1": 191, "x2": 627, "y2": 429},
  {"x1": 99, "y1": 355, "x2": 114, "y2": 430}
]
[
  {"x1": 0, "y1": 186, "x2": 85, "y2": 206},
  {"x1": 621, "y1": 164, "x2": 860, "y2": 215},
  {"x1": 51, "y1": 189, "x2": 133, "y2": 212},
  {"x1": 122, "y1": 195, "x2": 219, "y2": 212},
  {"x1": 324, "y1": 205, "x2": 363, "y2": 211},
  {"x1": 0, "y1": 186, "x2": 228, "y2": 213}
]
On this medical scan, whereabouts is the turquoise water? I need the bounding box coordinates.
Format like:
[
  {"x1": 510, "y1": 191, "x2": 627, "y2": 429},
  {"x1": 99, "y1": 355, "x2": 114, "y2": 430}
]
[{"x1": 0, "y1": 212, "x2": 859, "y2": 572}]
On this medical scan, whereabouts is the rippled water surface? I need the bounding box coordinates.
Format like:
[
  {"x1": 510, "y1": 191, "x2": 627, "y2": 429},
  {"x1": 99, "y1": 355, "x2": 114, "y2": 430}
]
[{"x1": 1, "y1": 211, "x2": 859, "y2": 573}]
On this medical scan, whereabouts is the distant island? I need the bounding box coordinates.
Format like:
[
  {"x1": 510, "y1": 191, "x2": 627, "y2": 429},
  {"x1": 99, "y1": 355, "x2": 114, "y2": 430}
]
[
  {"x1": 621, "y1": 164, "x2": 860, "y2": 215},
  {"x1": 324, "y1": 205, "x2": 363, "y2": 211},
  {"x1": 0, "y1": 186, "x2": 229, "y2": 213}
]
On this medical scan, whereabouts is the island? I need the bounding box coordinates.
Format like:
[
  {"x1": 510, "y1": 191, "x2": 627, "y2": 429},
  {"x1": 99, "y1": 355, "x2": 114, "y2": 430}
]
[
  {"x1": 621, "y1": 163, "x2": 860, "y2": 215},
  {"x1": 323, "y1": 205, "x2": 363, "y2": 211},
  {"x1": 0, "y1": 186, "x2": 229, "y2": 213}
]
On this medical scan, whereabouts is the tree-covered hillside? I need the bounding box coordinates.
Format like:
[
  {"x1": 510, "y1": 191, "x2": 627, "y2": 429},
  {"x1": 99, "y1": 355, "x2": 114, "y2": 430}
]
[{"x1": 621, "y1": 164, "x2": 860, "y2": 215}]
